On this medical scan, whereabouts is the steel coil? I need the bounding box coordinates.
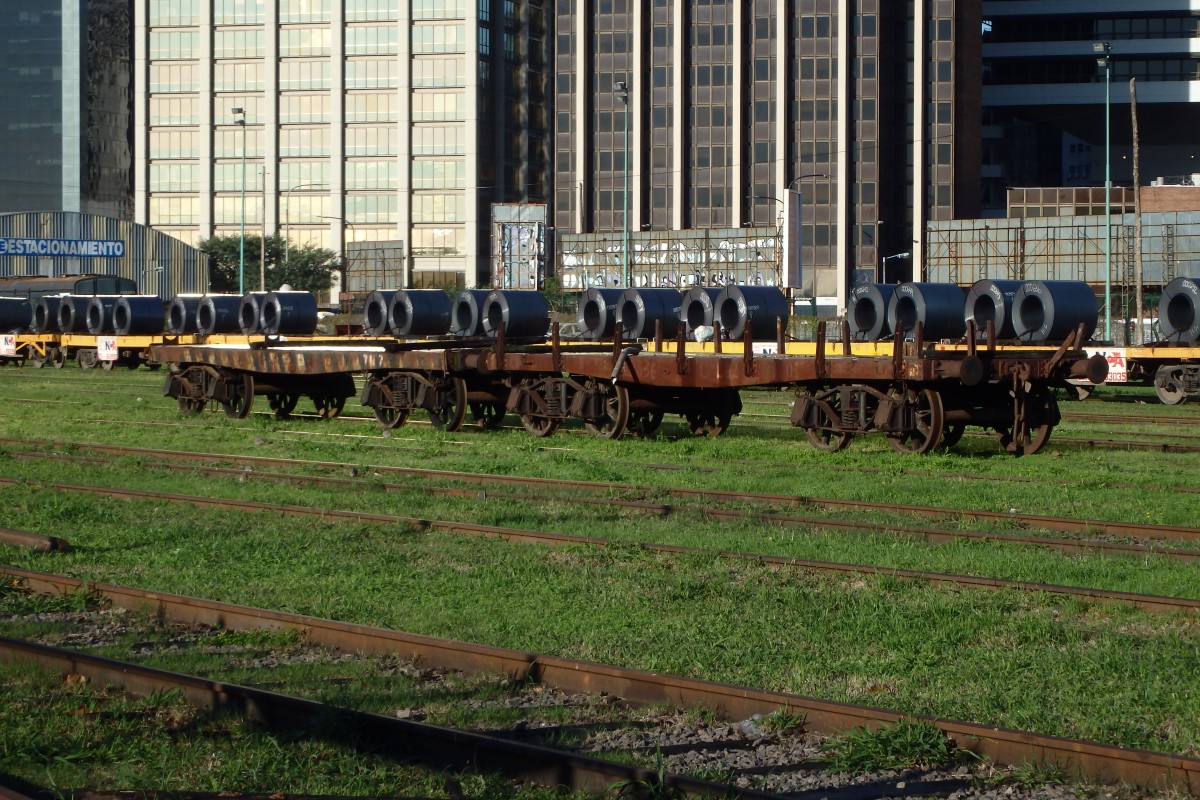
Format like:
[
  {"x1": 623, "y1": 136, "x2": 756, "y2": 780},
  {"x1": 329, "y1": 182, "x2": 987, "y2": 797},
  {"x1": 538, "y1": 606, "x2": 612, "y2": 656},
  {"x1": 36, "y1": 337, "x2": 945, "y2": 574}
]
[
  {"x1": 482, "y1": 290, "x2": 550, "y2": 338},
  {"x1": 848, "y1": 284, "x2": 896, "y2": 341},
  {"x1": 680, "y1": 287, "x2": 724, "y2": 338},
  {"x1": 450, "y1": 290, "x2": 491, "y2": 337},
  {"x1": 0, "y1": 297, "x2": 31, "y2": 333},
  {"x1": 195, "y1": 295, "x2": 243, "y2": 336},
  {"x1": 31, "y1": 295, "x2": 61, "y2": 333},
  {"x1": 260, "y1": 291, "x2": 318, "y2": 336},
  {"x1": 715, "y1": 285, "x2": 789, "y2": 340},
  {"x1": 1158, "y1": 277, "x2": 1200, "y2": 342},
  {"x1": 57, "y1": 295, "x2": 92, "y2": 333},
  {"x1": 576, "y1": 287, "x2": 624, "y2": 340},
  {"x1": 886, "y1": 283, "x2": 967, "y2": 341},
  {"x1": 85, "y1": 295, "x2": 122, "y2": 335},
  {"x1": 238, "y1": 292, "x2": 270, "y2": 335},
  {"x1": 387, "y1": 289, "x2": 452, "y2": 337},
  {"x1": 617, "y1": 288, "x2": 682, "y2": 339},
  {"x1": 166, "y1": 294, "x2": 205, "y2": 335},
  {"x1": 964, "y1": 279, "x2": 1022, "y2": 340},
  {"x1": 361, "y1": 290, "x2": 396, "y2": 336},
  {"x1": 1012, "y1": 280, "x2": 1098, "y2": 343},
  {"x1": 113, "y1": 296, "x2": 165, "y2": 336}
]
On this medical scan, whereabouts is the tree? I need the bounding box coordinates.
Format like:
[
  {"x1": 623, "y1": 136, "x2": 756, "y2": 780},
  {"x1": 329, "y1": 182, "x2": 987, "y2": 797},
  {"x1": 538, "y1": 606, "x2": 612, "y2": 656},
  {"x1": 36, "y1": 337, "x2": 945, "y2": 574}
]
[{"x1": 198, "y1": 234, "x2": 340, "y2": 295}]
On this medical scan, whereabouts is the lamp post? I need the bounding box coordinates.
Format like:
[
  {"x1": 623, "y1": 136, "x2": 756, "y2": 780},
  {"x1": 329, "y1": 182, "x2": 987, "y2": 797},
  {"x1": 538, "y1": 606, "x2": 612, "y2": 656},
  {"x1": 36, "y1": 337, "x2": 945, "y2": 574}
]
[
  {"x1": 1094, "y1": 41, "x2": 1112, "y2": 340},
  {"x1": 232, "y1": 107, "x2": 246, "y2": 294},
  {"x1": 881, "y1": 252, "x2": 911, "y2": 284},
  {"x1": 284, "y1": 182, "x2": 328, "y2": 267},
  {"x1": 615, "y1": 80, "x2": 630, "y2": 287},
  {"x1": 783, "y1": 173, "x2": 826, "y2": 301},
  {"x1": 319, "y1": 215, "x2": 355, "y2": 303}
]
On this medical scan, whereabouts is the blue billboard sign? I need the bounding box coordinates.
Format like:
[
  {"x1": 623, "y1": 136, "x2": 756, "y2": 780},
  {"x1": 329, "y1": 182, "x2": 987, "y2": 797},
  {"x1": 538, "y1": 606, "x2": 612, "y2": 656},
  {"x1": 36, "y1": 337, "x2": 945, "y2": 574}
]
[{"x1": 0, "y1": 237, "x2": 126, "y2": 258}]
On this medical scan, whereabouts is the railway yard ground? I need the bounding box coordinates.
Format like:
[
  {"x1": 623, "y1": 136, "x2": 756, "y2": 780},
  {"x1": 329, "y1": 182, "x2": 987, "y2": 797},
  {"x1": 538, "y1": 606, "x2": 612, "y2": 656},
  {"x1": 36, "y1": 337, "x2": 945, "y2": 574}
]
[{"x1": 1, "y1": 364, "x2": 1199, "y2": 799}]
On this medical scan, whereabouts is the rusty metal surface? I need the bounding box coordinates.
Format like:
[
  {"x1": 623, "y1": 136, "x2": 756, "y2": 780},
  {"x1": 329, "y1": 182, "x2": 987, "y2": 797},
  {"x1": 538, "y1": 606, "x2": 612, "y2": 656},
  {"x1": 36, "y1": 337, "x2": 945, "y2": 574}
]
[
  {"x1": 0, "y1": 527, "x2": 68, "y2": 552},
  {"x1": 3, "y1": 568, "x2": 1198, "y2": 793}
]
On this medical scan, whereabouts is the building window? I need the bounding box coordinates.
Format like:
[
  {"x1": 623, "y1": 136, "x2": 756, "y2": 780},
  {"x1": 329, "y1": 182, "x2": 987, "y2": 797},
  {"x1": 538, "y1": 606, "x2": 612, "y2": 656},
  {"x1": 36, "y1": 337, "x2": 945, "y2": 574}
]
[
  {"x1": 149, "y1": 31, "x2": 198, "y2": 60},
  {"x1": 345, "y1": 0, "x2": 399, "y2": 21},
  {"x1": 279, "y1": 0, "x2": 330, "y2": 23},
  {"x1": 280, "y1": 93, "x2": 331, "y2": 124},
  {"x1": 279, "y1": 28, "x2": 332, "y2": 57},
  {"x1": 279, "y1": 60, "x2": 331, "y2": 90},
  {"x1": 214, "y1": 195, "x2": 263, "y2": 224},
  {"x1": 345, "y1": 193, "x2": 398, "y2": 223},
  {"x1": 213, "y1": 61, "x2": 265, "y2": 91},
  {"x1": 214, "y1": 28, "x2": 264, "y2": 58},
  {"x1": 346, "y1": 25, "x2": 398, "y2": 55},
  {"x1": 412, "y1": 193, "x2": 465, "y2": 222},
  {"x1": 413, "y1": 0, "x2": 467, "y2": 19},
  {"x1": 413, "y1": 23, "x2": 467, "y2": 54},
  {"x1": 412, "y1": 90, "x2": 466, "y2": 121},
  {"x1": 149, "y1": 0, "x2": 199, "y2": 26},
  {"x1": 412, "y1": 56, "x2": 466, "y2": 87},
  {"x1": 411, "y1": 226, "x2": 465, "y2": 256},
  {"x1": 278, "y1": 161, "x2": 331, "y2": 191},
  {"x1": 149, "y1": 63, "x2": 199, "y2": 93},
  {"x1": 149, "y1": 162, "x2": 199, "y2": 192},
  {"x1": 280, "y1": 127, "x2": 331, "y2": 157},
  {"x1": 149, "y1": 196, "x2": 199, "y2": 225},
  {"x1": 212, "y1": 162, "x2": 265, "y2": 192},
  {"x1": 212, "y1": 0, "x2": 264, "y2": 25},
  {"x1": 412, "y1": 159, "x2": 466, "y2": 189},
  {"x1": 345, "y1": 160, "x2": 398, "y2": 189},
  {"x1": 345, "y1": 92, "x2": 398, "y2": 122},
  {"x1": 149, "y1": 96, "x2": 201, "y2": 126},
  {"x1": 346, "y1": 58, "x2": 398, "y2": 89},
  {"x1": 345, "y1": 125, "x2": 398, "y2": 156},
  {"x1": 149, "y1": 129, "x2": 200, "y2": 159}
]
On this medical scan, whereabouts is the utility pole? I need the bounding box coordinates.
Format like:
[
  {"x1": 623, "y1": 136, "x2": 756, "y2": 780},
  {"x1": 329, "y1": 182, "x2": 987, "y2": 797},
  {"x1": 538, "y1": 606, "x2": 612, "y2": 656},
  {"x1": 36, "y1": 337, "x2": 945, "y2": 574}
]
[
  {"x1": 232, "y1": 107, "x2": 246, "y2": 294},
  {"x1": 260, "y1": 167, "x2": 266, "y2": 292},
  {"x1": 615, "y1": 80, "x2": 630, "y2": 288},
  {"x1": 1131, "y1": 78, "x2": 1142, "y2": 345}
]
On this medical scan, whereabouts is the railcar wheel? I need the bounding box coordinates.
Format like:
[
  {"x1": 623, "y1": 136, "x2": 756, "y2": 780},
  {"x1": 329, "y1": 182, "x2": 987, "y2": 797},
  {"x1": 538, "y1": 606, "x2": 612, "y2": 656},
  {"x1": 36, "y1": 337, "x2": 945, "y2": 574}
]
[
  {"x1": 428, "y1": 376, "x2": 468, "y2": 431},
  {"x1": 583, "y1": 381, "x2": 630, "y2": 440},
  {"x1": 939, "y1": 424, "x2": 966, "y2": 449},
  {"x1": 1155, "y1": 366, "x2": 1187, "y2": 405},
  {"x1": 267, "y1": 392, "x2": 300, "y2": 419},
  {"x1": 797, "y1": 389, "x2": 853, "y2": 452},
  {"x1": 685, "y1": 411, "x2": 732, "y2": 437},
  {"x1": 469, "y1": 401, "x2": 506, "y2": 430},
  {"x1": 221, "y1": 372, "x2": 255, "y2": 419},
  {"x1": 885, "y1": 387, "x2": 944, "y2": 454},
  {"x1": 627, "y1": 410, "x2": 664, "y2": 438},
  {"x1": 30, "y1": 357, "x2": 45, "y2": 368},
  {"x1": 372, "y1": 383, "x2": 410, "y2": 429},
  {"x1": 51, "y1": 349, "x2": 66, "y2": 369},
  {"x1": 998, "y1": 387, "x2": 1057, "y2": 455},
  {"x1": 100, "y1": 359, "x2": 115, "y2": 372},
  {"x1": 520, "y1": 413, "x2": 559, "y2": 438},
  {"x1": 177, "y1": 397, "x2": 207, "y2": 414},
  {"x1": 313, "y1": 394, "x2": 346, "y2": 419}
]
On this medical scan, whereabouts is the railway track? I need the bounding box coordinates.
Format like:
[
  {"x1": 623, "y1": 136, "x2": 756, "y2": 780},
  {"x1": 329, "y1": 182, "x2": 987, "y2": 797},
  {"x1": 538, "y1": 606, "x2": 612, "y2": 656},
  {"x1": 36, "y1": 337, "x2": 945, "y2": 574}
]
[
  {"x1": 3, "y1": 566, "x2": 1198, "y2": 794},
  {"x1": 5, "y1": 441, "x2": 1200, "y2": 564}
]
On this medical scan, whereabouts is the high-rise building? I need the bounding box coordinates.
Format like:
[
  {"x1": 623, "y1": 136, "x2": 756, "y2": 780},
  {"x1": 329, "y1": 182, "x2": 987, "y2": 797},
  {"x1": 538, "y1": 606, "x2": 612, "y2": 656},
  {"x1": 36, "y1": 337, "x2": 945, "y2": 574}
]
[
  {"x1": 981, "y1": 2, "x2": 1200, "y2": 215},
  {"x1": 135, "y1": 0, "x2": 549, "y2": 290},
  {"x1": 0, "y1": 0, "x2": 133, "y2": 217},
  {"x1": 553, "y1": 1, "x2": 982, "y2": 310}
]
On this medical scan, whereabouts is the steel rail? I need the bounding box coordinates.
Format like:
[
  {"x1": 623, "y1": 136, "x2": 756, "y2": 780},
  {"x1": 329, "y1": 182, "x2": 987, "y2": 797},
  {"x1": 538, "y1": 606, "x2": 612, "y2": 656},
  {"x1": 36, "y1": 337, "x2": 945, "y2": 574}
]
[
  {"x1": 7, "y1": 447, "x2": 1200, "y2": 564},
  {"x1": 0, "y1": 477, "x2": 1198, "y2": 614},
  {"x1": 3, "y1": 567, "x2": 1198, "y2": 793},
  {"x1": 0, "y1": 636, "x2": 775, "y2": 800}
]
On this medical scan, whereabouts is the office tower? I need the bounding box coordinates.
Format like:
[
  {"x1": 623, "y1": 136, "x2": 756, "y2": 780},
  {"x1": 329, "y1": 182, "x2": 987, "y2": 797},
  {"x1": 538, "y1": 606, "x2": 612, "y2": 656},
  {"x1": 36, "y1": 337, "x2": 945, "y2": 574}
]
[
  {"x1": 0, "y1": 0, "x2": 133, "y2": 217},
  {"x1": 136, "y1": 0, "x2": 549, "y2": 289}
]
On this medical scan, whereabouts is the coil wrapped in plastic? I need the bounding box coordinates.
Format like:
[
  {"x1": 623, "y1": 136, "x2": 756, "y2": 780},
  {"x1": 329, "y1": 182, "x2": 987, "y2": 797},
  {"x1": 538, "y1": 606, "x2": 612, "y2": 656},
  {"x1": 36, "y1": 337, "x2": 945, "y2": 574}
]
[
  {"x1": 715, "y1": 285, "x2": 789, "y2": 340},
  {"x1": 964, "y1": 279, "x2": 1022, "y2": 340},
  {"x1": 113, "y1": 296, "x2": 165, "y2": 335},
  {"x1": 195, "y1": 295, "x2": 243, "y2": 336},
  {"x1": 238, "y1": 291, "x2": 270, "y2": 335},
  {"x1": 57, "y1": 295, "x2": 92, "y2": 333},
  {"x1": 482, "y1": 290, "x2": 550, "y2": 338},
  {"x1": 0, "y1": 297, "x2": 31, "y2": 333},
  {"x1": 85, "y1": 295, "x2": 122, "y2": 335},
  {"x1": 1158, "y1": 277, "x2": 1200, "y2": 342},
  {"x1": 387, "y1": 289, "x2": 452, "y2": 337},
  {"x1": 260, "y1": 291, "x2": 317, "y2": 336},
  {"x1": 31, "y1": 296, "x2": 61, "y2": 333},
  {"x1": 1012, "y1": 280, "x2": 1098, "y2": 343},
  {"x1": 166, "y1": 294, "x2": 205, "y2": 335},
  {"x1": 450, "y1": 290, "x2": 491, "y2": 337},
  {"x1": 576, "y1": 287, "x2": 624, "y2": 340},
  {"x1": 680, "y1": 287, "x2": 723, "y2": 338},
  {"x1": 360, "y1": 290, "x2": 396, "y2": 336},
  {"x1": 886, "y1": 283, "x2": 967, "y2": 341},
  {"x1": 848, "y1": 284, "x2": 896, "y2": 341},
  {"x1": 617, "y1": 288, "x2": 682, "y2": 340}
]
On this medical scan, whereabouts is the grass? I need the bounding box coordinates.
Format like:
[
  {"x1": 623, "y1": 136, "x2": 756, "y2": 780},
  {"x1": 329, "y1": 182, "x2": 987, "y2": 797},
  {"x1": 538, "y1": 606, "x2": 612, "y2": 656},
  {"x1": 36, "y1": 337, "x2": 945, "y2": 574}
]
[{"x1": 821, "y1": 719, "x2": 968, "y2": 773}]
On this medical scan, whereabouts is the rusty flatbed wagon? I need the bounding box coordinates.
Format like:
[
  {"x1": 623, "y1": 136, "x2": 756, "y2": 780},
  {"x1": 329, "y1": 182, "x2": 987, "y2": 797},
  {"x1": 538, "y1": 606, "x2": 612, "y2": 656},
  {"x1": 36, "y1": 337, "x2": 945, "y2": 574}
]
[{"x1": 154, "y1": 319, "x2": 1107, "y2": 456}]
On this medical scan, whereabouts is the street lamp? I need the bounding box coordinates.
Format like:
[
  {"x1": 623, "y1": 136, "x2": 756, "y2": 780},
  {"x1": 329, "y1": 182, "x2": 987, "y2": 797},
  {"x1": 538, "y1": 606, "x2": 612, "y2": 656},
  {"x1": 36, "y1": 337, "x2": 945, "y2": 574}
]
[
  {"x1": 319, "y1": 215, "x2": 355, "y2": 302},
  {"x1": 284, "y1": 182, "x2": 328, "y2": 267},
  {"x1": 1094, "y1": 41, "x2": 1112, "y2": 340},
  {"x1": 615, "y1": 80, "x2": 630, "y2": 287},
  {"x1": 783, "y1": 173, "x2": 826, "y2": 301},
  {"x1": 232, "y1": 107, "x2": 246, "y2": 294},
  {"x1": 881, "y1": 252, "x2": 911, "y2": 284}
]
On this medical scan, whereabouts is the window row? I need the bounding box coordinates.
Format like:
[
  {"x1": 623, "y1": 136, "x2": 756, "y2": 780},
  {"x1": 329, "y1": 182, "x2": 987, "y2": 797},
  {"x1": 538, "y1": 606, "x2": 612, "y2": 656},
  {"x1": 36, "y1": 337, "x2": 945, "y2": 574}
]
[{"x1": 150, "y1": 0, "x2": 405, "y2": 26}]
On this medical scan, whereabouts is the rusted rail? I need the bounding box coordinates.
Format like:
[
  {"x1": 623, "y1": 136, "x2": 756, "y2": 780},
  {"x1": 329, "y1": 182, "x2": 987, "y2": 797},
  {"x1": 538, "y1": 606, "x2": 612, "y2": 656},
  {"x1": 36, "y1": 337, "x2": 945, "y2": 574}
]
[{"x1": 4, "y1": 568, "x2": 1198, "y2": 793}]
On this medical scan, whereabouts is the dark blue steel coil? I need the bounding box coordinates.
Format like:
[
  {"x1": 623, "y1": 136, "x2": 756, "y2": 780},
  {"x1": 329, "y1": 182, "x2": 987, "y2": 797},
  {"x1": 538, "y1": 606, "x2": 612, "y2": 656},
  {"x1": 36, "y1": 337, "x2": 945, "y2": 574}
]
[
  {"x1": 85, "y1": 295, "x2": 122, "y2": 335},
  {"x1": 114, "y1": 296, "x2": 165, "y2": 335},
  {"x1": 679, "y1": 287, "x2": 724, "y2": 338},
  {"x1": 450, "y1": 290, "x2": 491, "y2": 337},
  {"x1": 361, "y1": 290, "x2": 397, "y2": 336},
  {"x1": 166, "y1": 295, "x2": 205, "y2": 335},
  {"x1": 617, "y1": 288, "x2": 682, "y2": 340},
  {"x1": 964, "y1": 279, "x2": 1023, "y2": 340},
  {"x1": 260, "y1": 291, "x2": 318, "y2": 336},
  {"x1": 576, "y1": 287, "x2": 624, "y2": 340},
  {"x1": 388, "y1": 289, "x2": 452, "y2": 337},
  {"x1": 0, "y1": 297, "x2": 31, "y2": 333},
  {"x1": 238, "y1": 292, "x2": 270, "y2": 335},
  {"x1": 57, "y1": 295, "x2": 92, "y2": 333},
  {"x1": 481, "y1": 290, "x2": 550, "y2": 338},
  {"x1": 196, "y1": 295, "x2": 243, "y2": 336},
  {"x1": 1158, "y1": 277, "x2": 1200, "y2": 342},
  {"x1": 1012, "y1": 280, "x2": 1098, "y2": 343},
  {"x1": 31, "y1": 296, "x2": 61, "y2": 333},
  {"x1": 715, "y1": 285, "x2": 790, "y2": 340},
  {"x1": 886, "y1": 283, "x2": 967, "y2": 341},
  {"x1": 848, "y1": 284, "x2": 896, "y2": 341}
]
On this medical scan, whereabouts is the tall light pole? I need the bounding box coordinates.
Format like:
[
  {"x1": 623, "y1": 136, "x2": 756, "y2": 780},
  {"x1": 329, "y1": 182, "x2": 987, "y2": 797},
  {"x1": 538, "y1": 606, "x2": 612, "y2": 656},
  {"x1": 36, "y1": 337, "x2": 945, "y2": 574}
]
[
  {"x1": 784, "y1": 173, "x2": 826, "y2": 300},
  {"x1": 615, "y1": 80, "x2": 630, "y2": 287},
  {"x1": 232, "y1": 107, "x2": 246, "y2": 294},
  {"x1": 319, "y1": 215, "x2": 355, "y2": 304},
  {"x1": 1094, "y1": 41, "x2": 1112, "y2": 340},
  {"x1": 284, "y1": 182, "x2": 327, "y2": 267}
]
